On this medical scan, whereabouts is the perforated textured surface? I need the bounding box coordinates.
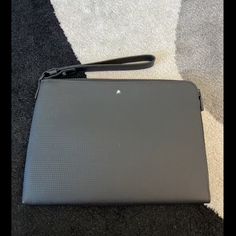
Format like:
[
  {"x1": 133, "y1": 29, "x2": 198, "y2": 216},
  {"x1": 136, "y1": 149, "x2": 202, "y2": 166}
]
[{"x1": 22, "y1": 79, "x2": 209, "y2": 204}]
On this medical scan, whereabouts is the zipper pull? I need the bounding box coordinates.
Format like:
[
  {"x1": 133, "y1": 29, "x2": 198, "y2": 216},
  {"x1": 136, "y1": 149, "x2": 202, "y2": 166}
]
[
  {"x1": 34, "y1": 69, "x2": 59, "y2": 99},
  {"x1": 198, "y1": 89, "x2": 204, "y2": 111}
]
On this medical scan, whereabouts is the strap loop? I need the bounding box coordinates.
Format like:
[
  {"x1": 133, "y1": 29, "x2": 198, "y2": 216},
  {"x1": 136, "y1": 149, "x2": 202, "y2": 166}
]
[
  {"x1": 43, "y1": 55, "x2": 155, "y2": 79},
  {"x1": 35, "y1": 55, "x2": 155, "y2": 98}
]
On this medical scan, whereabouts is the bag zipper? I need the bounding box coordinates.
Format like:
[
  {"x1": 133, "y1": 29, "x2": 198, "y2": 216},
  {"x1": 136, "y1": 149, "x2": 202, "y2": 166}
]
[
  {"x1": 198, "y1": 89, "x2": 204, "y2": 111},
  {"x1": 35, "y1": 68, "x2": 77, "y2": 99},
  {"x1": 35, "y1": 72, "x2": 205, "y2": 112},
  {"x1": 34, "y1": 55, "x2": 204, "y2": 112}
]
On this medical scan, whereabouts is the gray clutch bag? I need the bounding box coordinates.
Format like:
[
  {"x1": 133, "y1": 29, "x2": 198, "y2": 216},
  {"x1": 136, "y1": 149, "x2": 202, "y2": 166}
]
[{"x1": 22, "y1": 55, "x2": 210, "y2": 205}]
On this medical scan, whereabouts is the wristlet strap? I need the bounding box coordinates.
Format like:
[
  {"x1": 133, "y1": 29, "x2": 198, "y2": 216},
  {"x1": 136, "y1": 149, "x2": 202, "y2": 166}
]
[
  {"x1": 35, "y1": 54, "x2": 155, "y2": 98},
  {"x1": 43, "y1": 54, "x2": 155, "y2": 77}
]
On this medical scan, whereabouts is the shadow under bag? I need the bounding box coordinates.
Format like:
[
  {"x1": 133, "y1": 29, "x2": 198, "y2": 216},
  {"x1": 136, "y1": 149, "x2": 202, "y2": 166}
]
[{"x1": 22, "y1": 55, "x2": 210, "y2": 204}]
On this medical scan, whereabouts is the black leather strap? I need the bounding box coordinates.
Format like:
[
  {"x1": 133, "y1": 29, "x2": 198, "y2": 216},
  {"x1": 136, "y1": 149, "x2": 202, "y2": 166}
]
[
  {"x1": 44, "y1": 54, "x2": 155, "y2": 77},
  {"x1": 35, "y1": 55, "x2": 155, "y2": 98}
]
